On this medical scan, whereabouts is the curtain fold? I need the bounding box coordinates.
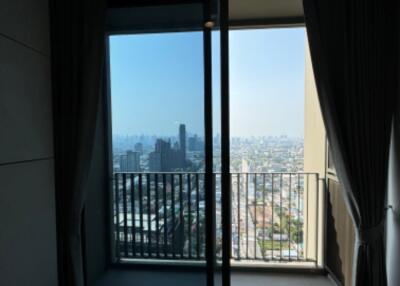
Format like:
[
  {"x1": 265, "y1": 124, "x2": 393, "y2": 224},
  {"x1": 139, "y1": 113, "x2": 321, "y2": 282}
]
[
  {"x1": 303, "y1": 1, "x2": 398, "y2": 285},
  {"x1": 50, "y1": 1, "x2": 106, "y2": 286}
]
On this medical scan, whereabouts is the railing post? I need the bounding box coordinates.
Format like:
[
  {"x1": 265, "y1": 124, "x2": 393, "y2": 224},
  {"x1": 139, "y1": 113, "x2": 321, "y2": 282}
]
[
  {"x1": 122, "y1": 173, "x2": 128, "y2": 257},
  {"x1": 279, "y1": 174, "x2": 283, "y2": 261},
  {"x1": 315, "y1": 173, "x2": 320, "y2": 267},
  {"x1": 155, "y1": 173, "x2": 160, "y2": 258},
  {"x1": 171, "y1": 174, "x2": 176, "y2": 259},
  {"x1": 270, "y1": 173, "x2": 274, "y2": 260},
  {"x1": 322, "y1": 176, "x2": 327, "y2": 269},
  {"x1": 262, "y1": 174, "x2": 266, "y2": 260},
  {"x1": 246, "y1": 173, "x2": 249, "y2": 259},
  {"x1": 196, "y1": 173, "x2": 200, "y2": 259},
  {"x1": 297, "y1": 173, "x2": 300, "y2": 261},
  {"x1": 130, "y1": 174, "x2": 136, "y2": 257},
  {"x1": 305, "y1": 173, "x2": 309, "y2": 260},
  {"x1": 179, "y1": 173, "x2": 184, "y2": 258},
  {"x1": 114, "y1": 173, "x2": 120, "y2": 260},
  {"x1": 288, "y1": 173, "x2": 292, "y2": 261},
  {"x1": 254, "y1": 174, "x2": 257, "y2": 260},
  {"x1": 138, "y1": 174, "x2": 144, "y2": 257},
  {"x1": 188, "y1": 173, "x2": 192, "y2": 259},
  {"x1": 163, "y1": 174, "x2": 168, "y2": 257},
  {"x1": 146, "y1": 174, "x2": 151, "y2": 257},
  {"x1": 237, "y1": 173, "x2": 240, "y2": 260}
]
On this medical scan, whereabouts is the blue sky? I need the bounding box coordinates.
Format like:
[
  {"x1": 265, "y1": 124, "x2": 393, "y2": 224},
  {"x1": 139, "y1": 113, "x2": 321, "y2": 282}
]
[{"x1": 110, "y1": 28, "x2": 305, "y2": 138}]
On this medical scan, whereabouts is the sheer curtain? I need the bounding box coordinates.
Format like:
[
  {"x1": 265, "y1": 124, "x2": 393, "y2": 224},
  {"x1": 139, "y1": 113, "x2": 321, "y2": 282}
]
[
  {"x1": 50, "y1": 1, "x2": 106, "y2": 285},
  {"x1": 303, "y1": 1, "x2": 398, "y2": 285}
]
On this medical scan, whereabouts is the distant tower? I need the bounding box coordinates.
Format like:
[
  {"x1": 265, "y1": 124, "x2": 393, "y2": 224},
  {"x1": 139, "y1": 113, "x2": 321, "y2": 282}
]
[
  {"x1": 126, "y1": 150, "x2": 140, "y2": 171},
  {"x1": 134, "y1": 142, "x2": 143, "y2": 154},
  {"x1": 119, "y1": 155, "x2": 127, "y2": 172},
  {"x1": 150, "y1": 139, "x2": 172, "y2": 171},
  {"x1": 179, "y1": 124, "x2": 186, "y2": 163},
  {"x1": 188, "y1": 136, "x2": 196, "y2": 151}
]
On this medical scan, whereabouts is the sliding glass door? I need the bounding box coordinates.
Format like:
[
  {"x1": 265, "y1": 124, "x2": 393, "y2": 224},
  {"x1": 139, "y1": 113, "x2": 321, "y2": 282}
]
[
  {"x1": 204, "y1": 0, "x2": 232, "y2": 286},
  {"x1": 107, "y1": 1, "x2": 231, "y2": 285},
  {"x1": 207, "y1": 0, "x2": 231, "y2": 285}
]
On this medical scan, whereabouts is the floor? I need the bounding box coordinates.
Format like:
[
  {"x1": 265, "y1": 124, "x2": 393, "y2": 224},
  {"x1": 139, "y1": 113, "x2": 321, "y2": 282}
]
[{"x1": 94, "y1": 269, "x2": 336, "y2": 286}]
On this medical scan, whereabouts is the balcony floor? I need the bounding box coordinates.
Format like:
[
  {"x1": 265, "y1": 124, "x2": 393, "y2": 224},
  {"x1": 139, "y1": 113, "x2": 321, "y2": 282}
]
[{"x1": 94, "y1": 269, "x2": 335, "y2": 286}]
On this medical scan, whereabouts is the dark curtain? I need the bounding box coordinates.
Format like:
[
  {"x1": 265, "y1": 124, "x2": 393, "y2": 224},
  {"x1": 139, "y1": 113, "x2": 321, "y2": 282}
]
[
  {"x1": 50, "y1": 1, "x2": 106, "y2": 286},
  {"x1": 303, "y1": 1, "x2": 398, "y2": 285}
]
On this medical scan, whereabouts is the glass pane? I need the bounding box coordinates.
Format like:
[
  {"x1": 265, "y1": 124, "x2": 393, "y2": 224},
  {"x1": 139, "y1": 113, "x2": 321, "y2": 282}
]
[
  {"x1": 212, "y1": 29, "x2": 223, "y2": 286},
  {"x1": 229, "y1": 28, "x2": 313, "y2": 271},
  {"x1": 109, "y1": 31, "x2": 207, "y2": 284}
]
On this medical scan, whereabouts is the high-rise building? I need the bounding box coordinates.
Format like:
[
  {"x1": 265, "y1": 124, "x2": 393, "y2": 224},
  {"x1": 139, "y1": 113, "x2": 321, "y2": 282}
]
[
  {"x1": 149, "y1": 139, "x2": 171, "y2": 171},
  {"x1": 120, "y1": 150, "x2": 141, "y2": 172},
  {"x1": 179, "y1": 124, "x2": 186, "y2": 163},
  {"x1": 188, "y1": 136, "x2": 196, "y2": 151},
  {"x1": 134, "y1": 142, "x2": 143, "y2": 154},
  {"x1": 148, "y1": 151, "x2": 162, "y2": 171},
  {"x1": 188, "y1": 135, "x2": 204, "y2": 152},
  {"x1": 148, "y1": 125, "x2": 190, "y2": 171},
  {"x1": 126, "y1": 150, "x2": 140, "y2": 171},
  {"x1": 119, "y1": 155, "x2": 127, "y2": 172}
]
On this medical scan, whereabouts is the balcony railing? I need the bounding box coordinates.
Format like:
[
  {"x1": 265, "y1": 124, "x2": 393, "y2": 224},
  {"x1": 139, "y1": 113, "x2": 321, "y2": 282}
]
[{"x1": 113, "y1": 172, "x2": 321, "y2": 265}]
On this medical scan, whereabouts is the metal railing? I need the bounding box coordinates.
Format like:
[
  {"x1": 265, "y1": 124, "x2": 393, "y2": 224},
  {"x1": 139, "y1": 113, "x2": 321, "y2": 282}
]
[{"x1": 113, "y1": 172, "x2": 321, "y2": 265}]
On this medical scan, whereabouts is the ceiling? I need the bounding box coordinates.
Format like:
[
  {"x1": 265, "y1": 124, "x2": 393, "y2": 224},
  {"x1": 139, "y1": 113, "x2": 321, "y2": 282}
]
[
  {"x1": 106, "y1": 0, "x2": 305, "y2": 33},
  {"x1": 229, "y1": 0, "x2": 304, "y2": 22}
]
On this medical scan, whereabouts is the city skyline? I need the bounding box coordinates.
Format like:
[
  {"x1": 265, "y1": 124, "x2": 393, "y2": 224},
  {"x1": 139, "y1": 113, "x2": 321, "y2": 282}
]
[
  {"x1": 112, "y1": 132, "x2": 304, "y2": 139},
  {"x1": 112, "y1": 123, "x2": 304, "y2": 174}
]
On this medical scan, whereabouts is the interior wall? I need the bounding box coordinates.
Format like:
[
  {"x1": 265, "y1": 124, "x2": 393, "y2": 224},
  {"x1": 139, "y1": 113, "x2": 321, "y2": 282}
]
[
  {"x1": 304, "y1": 38, "x2": 355, "y2": 285},
  {"x1": 85, "y1": 92, "x2": 109, "y2": 285},
  {"x1": 303, "y1": 39, "x2": 326, "y2": 267},
  {"x1": 326, "y1": 178, "x2": 355, "y2": 286},
  {"x1": 0, "y1": 1, "x2": 58, "y2": 286},
  {"x1": 304, "y1": 39, "x2": 326, "y2": 176}
]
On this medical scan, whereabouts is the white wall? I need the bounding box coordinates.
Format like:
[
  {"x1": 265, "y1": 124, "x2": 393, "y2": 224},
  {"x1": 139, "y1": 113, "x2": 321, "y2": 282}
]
[
  {"x1": 0, "y1": 1, "x2": 58, "y2": 285},
  {"x1": 303, "y1": 39, "x2": 326, "y2": 268}
]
